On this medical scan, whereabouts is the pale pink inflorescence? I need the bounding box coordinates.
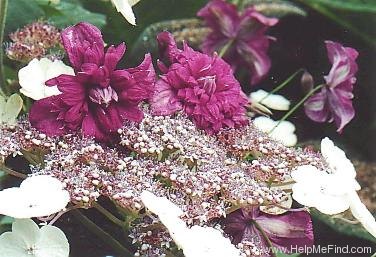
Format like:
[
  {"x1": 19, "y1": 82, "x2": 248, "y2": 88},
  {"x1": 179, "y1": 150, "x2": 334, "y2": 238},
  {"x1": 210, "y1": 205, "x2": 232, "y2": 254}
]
[{"x1": 0, "y1": 111, "x2": 327, "y2": 257}]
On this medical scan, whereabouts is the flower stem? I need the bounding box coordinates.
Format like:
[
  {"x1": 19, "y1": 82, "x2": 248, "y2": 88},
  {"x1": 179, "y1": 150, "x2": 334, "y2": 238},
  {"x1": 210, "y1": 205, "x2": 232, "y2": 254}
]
[
  {"x1": 0, "y1": 0, "x2": 8, "y2": 95},
  {"x1": 92, "y1": 201, "x2": 125, "y2": 227},
  {"x1": 71, "y1": 209, "x2": 133, "y2": 257},
  {"x1": 0, "y1": 164, "x2": 27, "y2": 179},
  {"x1": 218, "y1": 39, "x2": 234, "y2": 58},
  {"x1": 269, "y1": 84, "x2": 324, "y2": 133},
  {"x1": 252, "y1": 220, "x2": 277, "y2": 257},
  {"x1": 259, "y1": 68, "x2": 305, "y2": 103}
]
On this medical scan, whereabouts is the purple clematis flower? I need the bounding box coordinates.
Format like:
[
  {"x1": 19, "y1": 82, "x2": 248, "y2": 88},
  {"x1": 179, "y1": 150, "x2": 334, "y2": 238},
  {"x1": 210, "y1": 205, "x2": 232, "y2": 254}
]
[
  {"x1": 224, "y1": 207, "x2": 314, "y2": 256},
  {"x1": 150, "y1": 32, "x2": 249, "y2": 134},
  {"x1": 29, "y1": 22, "x2": 156, "y2": 142},
  {"x1": 197, "y1": 0, "x2": 278, "y2": 85},
  {"x1": 304, "y1": 41, "x2": 358, "y2": 132}
]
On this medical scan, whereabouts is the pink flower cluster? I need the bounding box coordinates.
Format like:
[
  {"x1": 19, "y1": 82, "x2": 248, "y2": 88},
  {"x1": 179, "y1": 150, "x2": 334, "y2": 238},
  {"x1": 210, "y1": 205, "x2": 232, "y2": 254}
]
[{"x1": 29, "y1": 22, "x2": 249, "y2": 140}]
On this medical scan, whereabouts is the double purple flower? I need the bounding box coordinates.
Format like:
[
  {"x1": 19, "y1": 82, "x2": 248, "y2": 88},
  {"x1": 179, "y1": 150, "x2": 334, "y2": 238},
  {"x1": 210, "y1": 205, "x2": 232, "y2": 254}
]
[
  {"x1": 304, "y1": 41, "x2": 358, "y2": 132},
  {"x1": 29, "y1": 22, "x2": 156, "y2": 142},
  {"x1": 198, "y1": 0, "x2": 278, "y2": 85},
  {"x1": 224, "y1": 207, "x2": 314, "y2": 256},
  {"x1": 150, "y1": 32, "x2": 249, "y2": 134}
]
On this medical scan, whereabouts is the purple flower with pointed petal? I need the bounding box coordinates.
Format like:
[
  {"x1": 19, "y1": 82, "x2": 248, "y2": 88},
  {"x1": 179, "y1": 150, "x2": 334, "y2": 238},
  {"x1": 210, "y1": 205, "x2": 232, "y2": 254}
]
[
  {"x1": 224, "y1": 207, "x2": 314, "y2": 255},
  {"x1": 150, "y1": 32, "x2": 249, "y2": 134},
  {"x1": 29, "y1": 22, "x2": 156, "y2": 142},
  {"x1": 304, "y1": 41, "x2": 358, "y2": 132},
  {"x1": 197, "y1": 0, "x2": 278, "y2": 85}
]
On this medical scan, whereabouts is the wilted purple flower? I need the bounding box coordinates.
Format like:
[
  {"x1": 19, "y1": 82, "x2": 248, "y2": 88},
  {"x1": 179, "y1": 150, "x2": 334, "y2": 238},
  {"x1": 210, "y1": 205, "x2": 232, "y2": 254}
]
[
  {"x1": 224, "y1": 207, "x2": 314, "y2": 255},
  {"x1": 304, "y1": 41, "x2": 358, "y2": 132},
  {"x1": 197, "y1": 0, "x2": 278, "y2": 85},
  {"x1": 151, "y1": 32, "x2": 249, "y2": 134},
  {"x1": 29, "y1": 22, "x2": 156, "y2": 142}
]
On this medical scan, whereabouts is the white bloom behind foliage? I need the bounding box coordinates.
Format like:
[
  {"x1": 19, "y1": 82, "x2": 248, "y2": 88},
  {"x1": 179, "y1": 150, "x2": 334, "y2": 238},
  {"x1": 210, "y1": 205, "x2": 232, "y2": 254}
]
[
  {"x1": 249, "y1": 89, "x2": 291, "y2": 111},
  {"x1": 141, "y1": 191, "x2": 242, "y2": 257},
  {"x1": 111, "y1": 0, "x2": 141, "y2": 25},
  {"x1": 291, "y1": 138, "x2": 376, "y2": 238},
  {"x1": 253, "y1": 116, "x2": 297, "y2": 147},
  {"x1": 0, "y1": 175, "x2": 70, "y2": 219},
  {"x1": 0, "y1": 219, "x2": 69, "y2": 257},
  {"x1": 18, "y1": 58, "x2": 74, "y2": 100}
]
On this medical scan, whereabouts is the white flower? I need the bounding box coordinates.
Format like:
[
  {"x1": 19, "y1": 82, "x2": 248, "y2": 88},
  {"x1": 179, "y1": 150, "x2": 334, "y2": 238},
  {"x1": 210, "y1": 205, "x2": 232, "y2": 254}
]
[
  {"x1": 0, "y1": 175, "x2": 70, "y2": 219},
  {"x1": 18, "y1": 58, "x2": 74, "y2": 100},
  {"x1": 249, "y1": 89, "x2": 290, "y2": 111},
  {"x1": 0, "y1": 219, "x2": 69, "y2": 257},
  {"x1": 253, "y1": 116, "x2": 297, "y2": 146},
  {"x1": 111, "y1": 0, "x2": 141, "y2": 25},
  {"x1": 141, "y1": 191, "x2": 241, "y2": 257},
  {"x1": 291, "y1": 138, "x2": 376, "y2": 238}
]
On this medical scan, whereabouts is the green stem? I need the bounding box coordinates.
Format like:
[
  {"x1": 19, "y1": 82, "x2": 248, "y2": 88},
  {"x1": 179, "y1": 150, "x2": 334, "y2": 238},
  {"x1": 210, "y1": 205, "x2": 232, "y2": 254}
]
[
  {"x1": 71, "y1": 209, "x2": 133, "y2": 257},
  {"x1": 298, "y1": 0, "x2": 376, "y2": 48},
  {"x1": 259, "y1": 68, "x2": 304, "y2": 103},
  {"x1": 270, "y1": 84, "x2": 324, "y2": 133},
  {"x1": 92, "y1": 201, "x2": 125, "y2": 227},
  {"x1": 252, "y1": 220, "x2": 277, "y2": 257},
  {"x1": 0, "y1": 0, "x2": 8, "y2": 95},
  {"x1": 0, "y1": 165, "x2": 27, "y2": 179},
  {"x1": 218, "y1": 39, "x2": 234, "y2": 58}
]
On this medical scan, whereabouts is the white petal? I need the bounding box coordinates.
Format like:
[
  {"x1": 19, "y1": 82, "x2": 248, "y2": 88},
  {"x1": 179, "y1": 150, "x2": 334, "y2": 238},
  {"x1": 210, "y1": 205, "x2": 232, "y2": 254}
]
[
  {"x1": 250, "y1": 89, "x2": 290, "y2": 111},
  {"x1": 0, "y1": 219, "x2": 69, "y2": 257},
  {"x1": 111, "y1": 0, "x2": 137, "y2": 25},
  {"x1": 18, "y1": 58, "x2": 73, "y2": 100},
  {"x1": 0, "y1": 176, "x2": 70, "y2": 218},
  {"x1": 141, "y1": 191, "x2": 241, "y2": 256},
  {"x1": 320, "y1": 137, "x2": 360, "y2": 190},
  {"x1": 290, "y1": 165, "x2": 323, "y2": 182},
  {"x1": 254, "y1": 117, "x2": 297, "y2": 146}
]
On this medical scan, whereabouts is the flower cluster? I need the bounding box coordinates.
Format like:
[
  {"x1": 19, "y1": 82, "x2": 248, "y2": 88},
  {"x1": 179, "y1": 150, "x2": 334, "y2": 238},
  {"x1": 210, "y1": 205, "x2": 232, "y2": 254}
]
[
  {"x1": 0, "y1": 110, "x2": 326, "y2": 256},
  {"x1": 151, "y1": 32, "x2": 249, "y2": 134},
  {"x1": 29, "y1": 22, "x2": 156, "y2": 142},
  {"x1": 6, "y1": 21, "x2": 63, "y2": 62}
]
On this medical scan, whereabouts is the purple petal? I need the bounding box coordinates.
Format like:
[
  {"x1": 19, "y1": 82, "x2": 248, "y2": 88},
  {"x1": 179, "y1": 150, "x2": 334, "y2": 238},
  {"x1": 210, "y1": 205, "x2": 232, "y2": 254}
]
[
  {"x1": 157, "y1": 31, "x2": 182, "y2": 64},
  {"x1": 327, "y1": 87, "x2": 355, "y2": 133},
  {"x1": 29, "y1": 96, "x2": 67, "y2": 136},
  {"x1": 256, "y1": 211, "x2": 314, "y2": 253},
  {"x1": 304, "y1": 87, "x2": 330, "y2": 123},
  {"x1": 150, "y1": 77, "x2": 182, "y2": 115},
  {"x1": 116, "y1": 103, "x2": 144, "y2": 123},
  {"x1": 46, "y1": 74, "x2": 86, "y2": 105},
  {"x1": 82, "y1": 112, "x2": 108, "y2": 141},
  {"x1": 197, "y1": 0, "x2": 239, "y2": 39},
  {"x1": 104, "y1": 43, "x2": 126, "y2": 72},
  {"x1": 61, "y1": 22, "x2": 104, "y2": 70}
]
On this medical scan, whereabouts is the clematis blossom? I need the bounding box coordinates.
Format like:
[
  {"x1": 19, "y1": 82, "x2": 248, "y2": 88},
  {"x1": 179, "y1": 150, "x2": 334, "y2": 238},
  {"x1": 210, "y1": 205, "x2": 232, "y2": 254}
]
[
  {"x1": 304, "y1": 41, "x2": 358, "y2": 132},
  {"x1": 29, "y1": 22, "x2": 155, "y2": 142},
  {"x1": 151, "y1": 32, "x2": 248, "y2": 134},
  {"x1": 224, "y1": 207, "x2": 314, "y2": 255},
  {"x1": 197, "y1": 0, "x2": 278, "y2": 85}
]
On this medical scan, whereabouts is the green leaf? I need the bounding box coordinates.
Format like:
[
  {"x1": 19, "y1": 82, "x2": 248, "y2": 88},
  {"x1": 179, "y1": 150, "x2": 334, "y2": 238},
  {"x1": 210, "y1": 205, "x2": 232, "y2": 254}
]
[
  {"x1": 240, "y1": 0, "x2": 307, "y2": 17},
  {"x1": 49, "y1": 1, "x2": 106, "y2": 28},
  {"x1": 305, "y1": 0, "x2": 376, "y2": 13},
  {"x1": 312, "y1": 209, "x2": 376, "y2": 243},
  {"x1": 1, "y1": 94, "x2": 23, "y2": 125},
  {"x1": 5, "y1": 0, "x2": 44, "y2": 35}
]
